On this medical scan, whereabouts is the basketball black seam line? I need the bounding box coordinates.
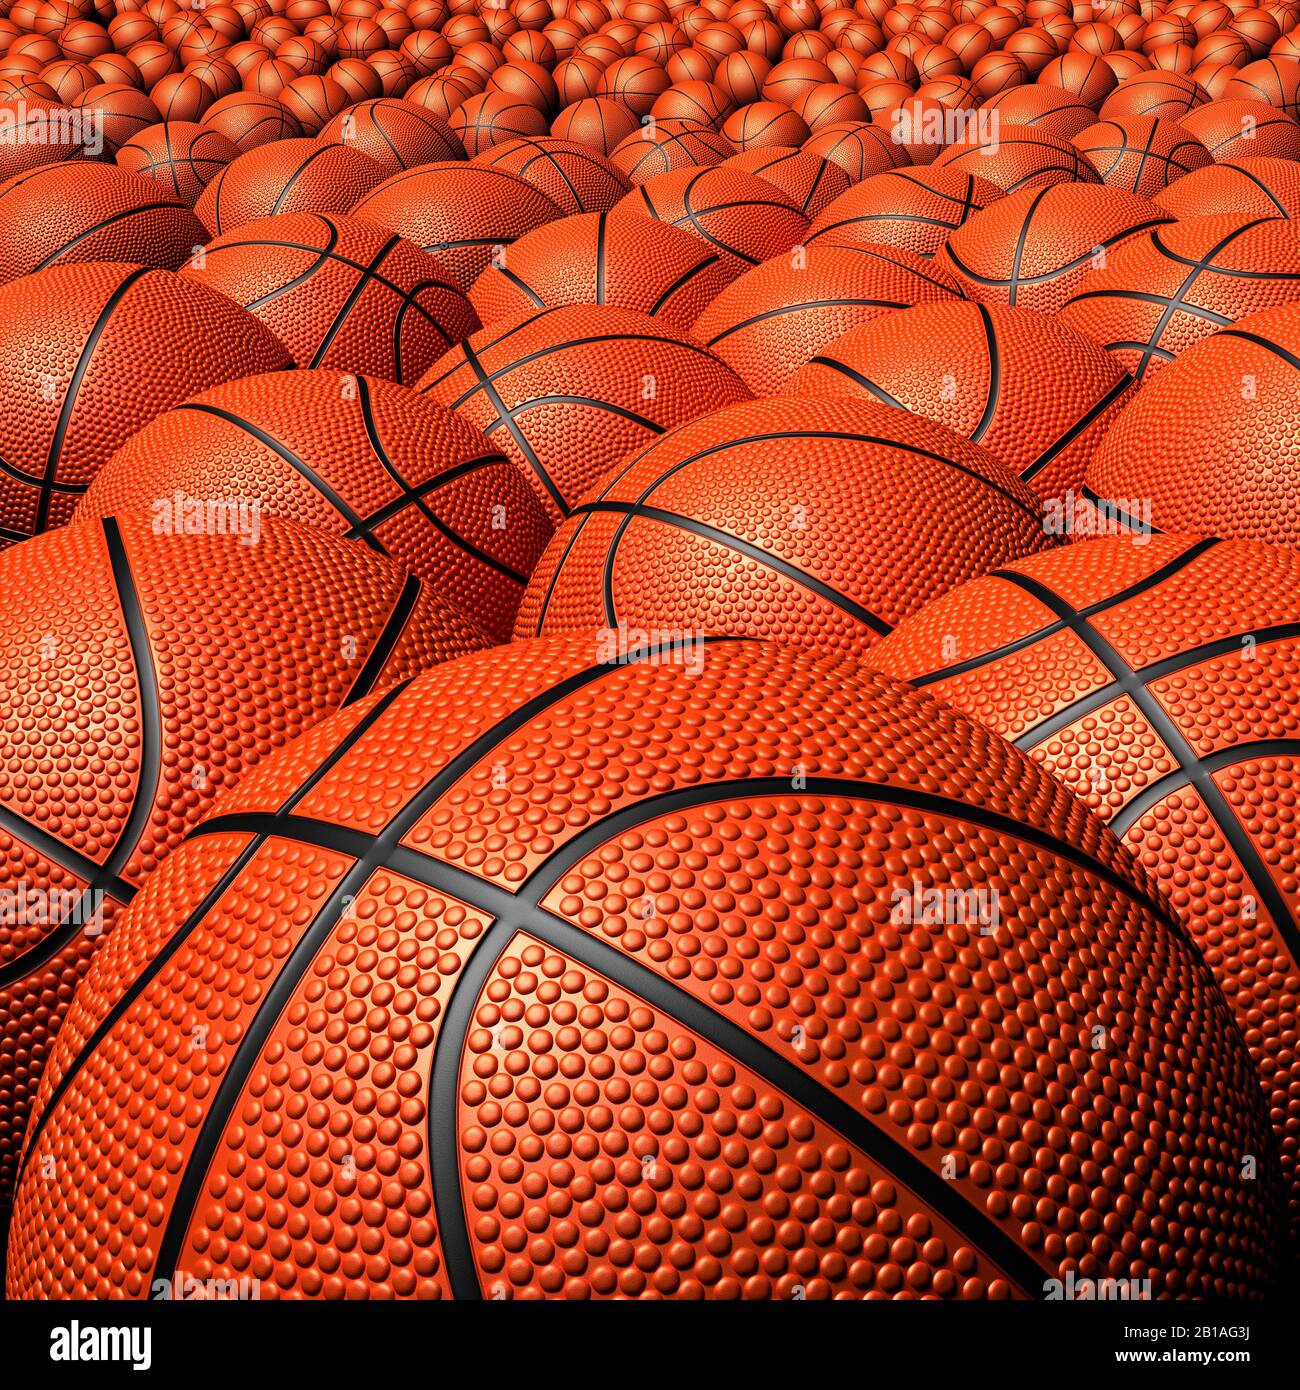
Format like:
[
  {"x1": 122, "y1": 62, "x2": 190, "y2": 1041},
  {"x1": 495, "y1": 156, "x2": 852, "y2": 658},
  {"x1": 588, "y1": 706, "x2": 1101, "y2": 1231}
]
[
  {"x1": 1018, "y1": 373, "x2": 1134, "y2": 482},
  {"x1": 231, "y1": 217, "x2": 341, "y2": 312},
  {"x1": 1216, "y1": 325, "x2": 1300, "y2": 372},
  {"x1": 969, "y1": 302, "x2": 1000, "y2": 444},
  {"x1": 530, "y1": 511, "x2": 594, "y2": 634},
  {"x1": 941, "y1": 217, "x2": 1170, "y2": 291},
  {"x1": 176, "y1": 401, "x2": 385, "y2": 550},
  {"x1": 594, "y1": 208, "x2": 607, "y2": 302},
  {"x1": 1133, "y1": 218, "x2": 1279, "y2": 376},
  {"x1": 645, "y1": 251, "x2": 724, "y2": 318},
  {"x1": 37, "y1": 265, "x2": 152, "y2": 535},
  {"x1": 144, "y1": 638, "x2": 740, "y2": 1284},
  {"x1": 994, "y1": 569, "x2": 1300, "y2": 963},
  {"x1": 592, "y1": 425, "x2": 1042, "y2": 522},
  {"x1": 1012, "y1": 619, "x2": 1300, "y2": 749},
  {"x1": 183, "y1": 767, "x2": 1200, "y2": 1295},
  {"x1": 483, "y1": 394, "x2": 669, "y2": 435},
  {"x1": 700, "y1": 294, "x2": 954, "y2": 347},
  {"x1": 343, "y1": 572, "x2": 423, "y2": 706},
  {"x1": 308, "y1": 232, "x2": 404, "y2": 370},
  {"x1": 906, "y1": 538, "x2": 1221, "y2": 688},
  {"x1": 802, "y1": 355, "x2": 907, "y2": 409},
  {"x1": 1220, "y1": 163, "x2": 1290, "y2": 217},
  {"x1": 491, "y1": 262, "x2": 546, "y2": 309},
  {"x1": 1006, "y1": 183, "x2": 1047, "y2": 310},
  {"x1": 0, "y1": 520, "x2": 164, "y2": 988},
  {"x1": 14, "y1": 678, "x2": 415, "y2": 1185},
  {"x1": 1086, "y1": 737, "x2": 1300, "y2": 841},
  {"x1": 456, "y1": 335, "x2": 568, "y2": 515},
  {"x1": 30, "y1": 202, "x2": 200, "y2": 273},
  {"x1": 1078, "y1": 484, "x2": 1165, "y2": 534},
  {"x1": 572, "y1": 497, "x2": 893, "y2": 636},
  {"x1": 354, "y1": 376, "x2": 529, "y2": 585},
  {"x1": 0, "y1": 452, "x2": 87, "y2": 492},
  {"x1": 810, "y1": 212, "x2": 967, "y2": 239},
  {"x1": 269, "y1": 143, "x2": 340, "y2": 216}
]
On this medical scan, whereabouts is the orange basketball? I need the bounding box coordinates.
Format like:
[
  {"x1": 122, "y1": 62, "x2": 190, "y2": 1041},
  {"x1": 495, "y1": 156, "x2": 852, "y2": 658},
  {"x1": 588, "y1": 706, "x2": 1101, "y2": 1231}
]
[
  {"x1": 979, "y1": 81, "x2": 1096, "y2": 137},
  {"x1": 549, "y1": 95, "x2": 640, "y2": 153},
  {"x1": 1071, "y1": 114, "x2": 1211, "y2": 195},
  {"x1": 468, "y1": 208, "x2": 740, "y2": 330},
  {"x1": 73, "y1": 81, "x2": 160, "y2": 153},
  {"x1": 800, "y1": 119, "x2": 911, "y2": 182},
  {"x1": 784, "y1": 300, "x2": 1132, "y2": 502},
  {"x1": 181, "y1": 212, "x2": 476, "y2": 384},
  {"x1": 806, "y1": 164, "x2": 1002, "y2": 257},
  {"x1": 319, "y1": 96, "x2": 463, "y2": 172},
  {"x1": 939, "y1": 183, "x2": 1171, "y2": 313},
  {"x1": 0, "y1": 161, "x2": 205, "y2": 284},
  {"x1": 613, "y1": 165, "x2": 809, "y2": 271},
  {"x1": 716, "y1": 146, "x2": 847, "y2": 218},
  {"x1": 1224, "y1": 55, "x2": 1300, "y2": 116},
  {"x1": 1100, "y1": 67, "x2": 1207, "y2": 120},
  {"x1": 350, "y1": 160, "x2": 562, "y2": 293},
  {"x1": 194, "y1": 137, "x2": 387, "y2": 235},
  {"x1": 1154, "y1": 152, "x2": 1300, "y2": 218},
  {"x1": 474, "y1": 135, "x2": 631, "y2": 213},
  {"x1": 417, "y1": 304, "x2": 752, "y2": 520},
  {"x1": 608, "y1": 117, "x2": 734, "y2": 183},
  {"x1": 693, "y1": 243, "x2": 965, "y2": 395},
  {"x1": 1058, "y1": 214, "x2": 1300, "y2": 382},
  {"x1": 1084, "y1": 301, "x2": 1300, "y2": 545},
  {"x1": 869, "y1": 534, "x2": 1300, "y2": 1233},
  {"x1": 116, "y1": 120, "x2": 240, "y2": 206},
  {"x1": 932, "y1": 124, "x2": 1101, "y2": 192},
  {"x1": 199, "y1": 90, "x2": 304, "y2": 152},
  {"x1": 451, "y1": 88, "x2": 551, "y2": 155},
  {"x1": 78, "y1": 371, "x2": 553, "y2": 642},
  {"x1": 1179, "y1": 95, "x2": 1300, "y2": 158},
  {"x1": 282, "y1": 72, "x2": 352, "y2": 131},
  {"x1": 1037, "y1": 50, "x2": 1118, "y2": 104},
  {"x1": 650, "y1": 76, "x2": 734, "y2": 128},
  {"x1": 515, "y1": 395, "x2": 1051, "y2": 653},
  {"x1": 0, "y1": 510, "x2": 487, "y2": 1234},
  {"x1": 720, "y1": 100, "x2": 806, "y2": 150},
  {"x1": 7, "y1": 631, "x2": 1284, "y2": 1299},
  {"x1": 0, "y1": 263, "x2": 289, "y2": 542}
]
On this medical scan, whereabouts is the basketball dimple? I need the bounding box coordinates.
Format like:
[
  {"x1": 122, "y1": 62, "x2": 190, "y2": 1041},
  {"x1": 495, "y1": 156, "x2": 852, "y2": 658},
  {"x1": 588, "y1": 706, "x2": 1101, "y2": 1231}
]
[{"x1": 416, "y1": 303, "x2": 753, "y2": 522}]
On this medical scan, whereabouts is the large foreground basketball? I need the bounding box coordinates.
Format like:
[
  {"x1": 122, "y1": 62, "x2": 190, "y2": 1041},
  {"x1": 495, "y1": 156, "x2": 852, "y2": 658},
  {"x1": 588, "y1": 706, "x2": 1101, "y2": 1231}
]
[
  {"x1": 0, "y1": 263, "x2": 289, "y2": 544},
  {"x1": 78, "y1": 372, "x2": 553, "y2": 643},
  {"x1": 0, "y1": 512, "x2": 489, "y2": 1240},
  {"x1": 516, "y1": 396, "x2": 1052, "y2": 657},
  {"x1": 5, "y1": 635, "x2": 1283, "y2": 1298},
  {"x1": 868, "y1": 536, "x2": 1300, "y2": 1235}
]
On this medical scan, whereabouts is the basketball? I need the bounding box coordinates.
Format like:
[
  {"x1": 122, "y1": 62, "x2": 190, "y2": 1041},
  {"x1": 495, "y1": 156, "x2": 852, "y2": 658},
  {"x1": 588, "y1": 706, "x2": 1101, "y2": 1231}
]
[
  {"x1": 801, "y1": 119, "x2": 909, "y2": 182},
  {"x1": 608, "y1": 118, "x2": 734, "y2": 183},
  {"x1": 869, "y1": 535, "x2": 1300, "y2": 1233},
  {"x1": 1072, "y1": 115, "x2": 1211, "y2": 195},
  {"x1": 807, "y1": 164, "x2": 1002, "y2": 257},
  {"x1": 516, "y1": 394, "x2": 1051, "y2": 655},
  {"x1": 319, "y1": 97, "x2": 462, "y2": 172},
  {"x1": 979, "y1": 82, "x2": 1095, "y2": 137},
  {"x1": 1059, "y1": 214, "x2": 1300, "y2": 381},
  {"x1": 181, "y1": 211, "x2": 476, "y2": 383},
  {"x1": 0, "y1": 161, "x2": 205, "y2": 282},
  {"x1": 784, "y1": 301, "x2": 1132, "y2": 502},
  {"x1": 613, "y1": 165, "x2": 810, "y2": 271},
  {"x1": 932, "y1": 124, "x2": 1101, "y2": 192},
  {"x1": 78, "y1": 371, "x2": 553, "y2": 642},
  {"x1": 200, "y1": 90, "x2": 304, "y2": 152},
  {"x1": 1180, "y1": 97, "x2": 1300, "y2": 159},
  {"x1": 0, "y1": 510, "x2": 488, "y2": 1235},
  {"x1": 719, "y1": 146, "x2": 850, "y2": 218},
  {"x1": 417, "y1": 303, "x2": 752, "y2": 520},
  {"x1": 194, "y1": 136, "x2": 388, "y2": 235},
  {"x1": 1154, "y1": 153, "x2": 1300, "y2": 217},
  {"x1": 349, "y1": 160, "x2": 562, "y2": 292},
  {"x1": 116, "y1": 120, "x2": 241, "y2": 206},
  {"x1": 468, "y1": 207, "x2": 740, "y2": 330},
  {"x1": 939, "y1": 182, "x2": 1172, "y2": 312},
  {"x1": 1084, "y1": 301, "x2": 1300, "y2": 545},
  {"x1": 474, "y1": 135, "x2": 631, "y2": 213},
  {"x1": 0, "y1": 263, "x2": 289, "y2": 542},
  {"x1": 693, "y1": 243, "x2": 965, "y2": 395}
]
